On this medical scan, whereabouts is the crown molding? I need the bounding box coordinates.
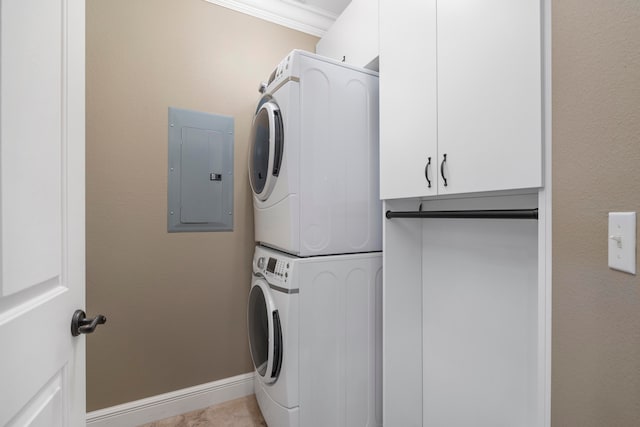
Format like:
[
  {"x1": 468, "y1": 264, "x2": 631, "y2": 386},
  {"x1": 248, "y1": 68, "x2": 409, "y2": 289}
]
[{"x1": 203, "y1": 0, "x2": 336, "y2": 37}]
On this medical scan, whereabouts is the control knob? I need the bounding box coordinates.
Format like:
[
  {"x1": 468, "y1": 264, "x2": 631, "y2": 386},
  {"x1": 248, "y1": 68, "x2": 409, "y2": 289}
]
[{"x1": 257, "y1": 257, "x2": 266, "y2": 269}]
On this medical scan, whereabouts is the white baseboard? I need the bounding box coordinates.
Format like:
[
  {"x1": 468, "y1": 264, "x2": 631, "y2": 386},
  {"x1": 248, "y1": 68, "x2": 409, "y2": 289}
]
[{"x1": 86, "y1": 372, "x2": 255, "y2": 427}]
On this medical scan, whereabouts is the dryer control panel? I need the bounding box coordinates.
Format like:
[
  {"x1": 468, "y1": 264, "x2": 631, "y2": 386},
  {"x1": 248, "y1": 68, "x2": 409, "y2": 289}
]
[{"x1": 267, "y1": 53, "x2": 293, "y2": 89}]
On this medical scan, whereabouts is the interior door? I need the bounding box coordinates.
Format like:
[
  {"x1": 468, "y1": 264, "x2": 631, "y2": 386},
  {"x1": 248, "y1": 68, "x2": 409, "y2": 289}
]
[{"x1": 0, "y1": 0, "x2": 85, "y2": 426}]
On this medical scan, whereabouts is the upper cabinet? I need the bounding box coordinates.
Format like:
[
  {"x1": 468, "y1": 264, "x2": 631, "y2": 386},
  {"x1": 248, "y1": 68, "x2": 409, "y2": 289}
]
[
  {"x1": 316, "y1": 0, "x2": 379, "y2": 70},
  {"x1": 380, "y1": 0, "x2": 543, "y2": 200}
]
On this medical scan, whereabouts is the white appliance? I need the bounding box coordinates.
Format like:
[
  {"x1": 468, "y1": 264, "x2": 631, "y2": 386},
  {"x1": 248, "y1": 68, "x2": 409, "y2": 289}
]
[
  {"x1": 248, "y1": 50, "x2": 382, "y2": 257},
  {"x1": 248, "y1": 245, "x2": 382, "y2": 427}
]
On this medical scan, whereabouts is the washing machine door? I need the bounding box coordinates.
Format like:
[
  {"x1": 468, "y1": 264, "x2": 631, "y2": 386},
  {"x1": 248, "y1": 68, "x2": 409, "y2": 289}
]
[
  {"x1": 247, "y1": 278, "x2": 283, "y2": 384},
  {"x1": 248, "y1": 99, "x2": 283, "y2": 201}
]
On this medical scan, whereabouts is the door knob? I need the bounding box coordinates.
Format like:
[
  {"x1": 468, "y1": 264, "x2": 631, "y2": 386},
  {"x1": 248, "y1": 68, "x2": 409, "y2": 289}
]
[{"x1": 71, "y1": 309, "x2": 107, "y2": 337}]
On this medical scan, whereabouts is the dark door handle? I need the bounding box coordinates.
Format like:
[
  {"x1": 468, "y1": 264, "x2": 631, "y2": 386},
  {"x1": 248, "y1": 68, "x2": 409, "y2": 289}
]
[
  {"x1": 440, "y1": 153, "x2": 448, "y2": 187},
  {"x1": 424, "y1": 157, "x2": 432, "y2": 188},
  {"x1": 71, "y1": 309, "x2": 107, "y2": 336}
]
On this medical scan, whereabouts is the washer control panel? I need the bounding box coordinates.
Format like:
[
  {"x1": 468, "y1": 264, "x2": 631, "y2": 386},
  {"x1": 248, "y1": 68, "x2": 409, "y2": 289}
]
[{"x1": 255, "y1": 255, "x2": 291, "y2": 284}]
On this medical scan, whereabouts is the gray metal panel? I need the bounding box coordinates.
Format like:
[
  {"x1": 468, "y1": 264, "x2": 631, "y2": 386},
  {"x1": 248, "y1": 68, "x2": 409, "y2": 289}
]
[{"x1": 168, "y1": 107, "x2": 233, "y2": 232}]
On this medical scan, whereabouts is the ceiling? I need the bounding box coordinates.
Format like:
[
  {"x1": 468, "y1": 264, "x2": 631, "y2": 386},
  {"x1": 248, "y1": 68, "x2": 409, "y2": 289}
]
[{"x1": 203, "y1": 0, "x2": 353, "y2": 36}]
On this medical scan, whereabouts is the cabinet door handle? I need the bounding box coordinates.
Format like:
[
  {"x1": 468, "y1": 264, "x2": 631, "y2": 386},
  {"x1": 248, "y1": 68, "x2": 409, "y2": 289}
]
[
  {"x1": 440, "y1": 154, "x2": 448, "y2": 187},
  {"x1": 424, "y1": 157, "x2": 432, "y2": 188}
]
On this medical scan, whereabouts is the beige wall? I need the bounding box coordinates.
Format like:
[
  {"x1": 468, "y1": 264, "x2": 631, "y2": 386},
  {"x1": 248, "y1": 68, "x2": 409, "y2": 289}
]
[
  {"x1": 552, "y1": 0, "x2": 640, "y2": 425},
  {"x1": 86, "y1": 0, "x2": 317, "y2": 411},
  {"x1": 87, "y1": 0, "x2": 640, "y2": 418}
]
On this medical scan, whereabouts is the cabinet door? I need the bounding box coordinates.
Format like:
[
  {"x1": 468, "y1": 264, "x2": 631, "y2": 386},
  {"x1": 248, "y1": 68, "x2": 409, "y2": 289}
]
[
  {"x1": 315, "y1": 0, "x2": 379, "y2": 68},
  {"x1": 437, "y1": 0, "x2": 542, "y2": 195},
  {"x1": 379, "y1": 0, "x2": 438, "y2": 200}
]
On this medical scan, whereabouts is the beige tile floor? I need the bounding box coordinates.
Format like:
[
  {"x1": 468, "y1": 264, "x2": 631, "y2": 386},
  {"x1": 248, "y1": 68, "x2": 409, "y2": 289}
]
[{"x1": 139, "y1": 395, "x2": 267, "y2": 427}]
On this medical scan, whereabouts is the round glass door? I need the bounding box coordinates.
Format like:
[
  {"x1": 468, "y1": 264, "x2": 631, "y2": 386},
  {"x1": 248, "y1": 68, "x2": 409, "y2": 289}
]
[
  {"x1": 247, "y1": 280, "x2": 282, "y2": 383},
  {"x1": 248, "y1": 100, "x2": 283, "y2": 201}
]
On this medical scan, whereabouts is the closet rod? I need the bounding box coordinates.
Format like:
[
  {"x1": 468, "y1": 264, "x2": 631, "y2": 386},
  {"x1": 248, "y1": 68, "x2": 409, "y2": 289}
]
[{"x1": 385, "y1": 208, "x2": 539, "y2": 220}]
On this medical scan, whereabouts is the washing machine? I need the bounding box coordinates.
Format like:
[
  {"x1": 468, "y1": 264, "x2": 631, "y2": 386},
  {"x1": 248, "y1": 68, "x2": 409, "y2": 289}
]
[
  {"x1": 248, "y1": 246, "x2": 299, "y2": 427},
  {"x1": 248, "y1": 50, "x2": 382, "y2": 257},
  {"x1": 247, "y1": 245, "x2": 383, "y2": 427}
]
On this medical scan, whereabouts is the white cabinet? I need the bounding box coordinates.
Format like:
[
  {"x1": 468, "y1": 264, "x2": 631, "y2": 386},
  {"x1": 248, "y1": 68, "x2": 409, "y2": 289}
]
[
  {"x1": 379, "y1": 0, "x2": 438, "y2": 199},
  {"x1": 383, "y1": 194, "x2": 547, "y2": 427},
  {"x1": 381, "y1": 2, "x2": 551, "y2": 425},
  {"x1": 380, "y1": 0, "x2": 542, "y2": 200},
  {"x1": 316, "y1": 0, "x2": 379, "y2": 69}
]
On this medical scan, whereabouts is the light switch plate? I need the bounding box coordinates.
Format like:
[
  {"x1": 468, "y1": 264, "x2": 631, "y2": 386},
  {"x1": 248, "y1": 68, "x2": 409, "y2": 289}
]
[{"x1": 608, "y1": 212, "x2": 636, "y2": 274}]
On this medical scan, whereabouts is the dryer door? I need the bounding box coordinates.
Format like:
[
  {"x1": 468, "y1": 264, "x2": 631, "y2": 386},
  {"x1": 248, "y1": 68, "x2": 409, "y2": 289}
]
[
  {"x1": 248, "y1": 100, "x2": 283, "y2": 201},
  {"x1": 247, "y1": 278, "x2": 283, "y2": 384}
]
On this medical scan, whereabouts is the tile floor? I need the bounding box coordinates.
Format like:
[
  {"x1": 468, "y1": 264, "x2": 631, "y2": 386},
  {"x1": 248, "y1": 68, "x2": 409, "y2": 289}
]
[{"x1": 138, "y1": 395, "x2": 267, "y2": 427}]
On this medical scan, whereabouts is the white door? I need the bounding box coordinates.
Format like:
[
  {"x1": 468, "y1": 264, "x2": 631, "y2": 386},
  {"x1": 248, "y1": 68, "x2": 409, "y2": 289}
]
[
  {"x1": 437, "y1": 0, "x2": 542, "y2": 195},
  {"x1": 379, "y1": 0, "x2": 438, "y2": 200},
  {"x1": 0, "y1": 0, "x2": 86, "y2": 426}
]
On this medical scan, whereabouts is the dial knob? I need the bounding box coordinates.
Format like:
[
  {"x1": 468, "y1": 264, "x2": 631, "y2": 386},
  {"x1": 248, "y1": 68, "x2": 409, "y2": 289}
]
[{"x1": 257, "y1": 257, "x2": 266, "y2": 269}]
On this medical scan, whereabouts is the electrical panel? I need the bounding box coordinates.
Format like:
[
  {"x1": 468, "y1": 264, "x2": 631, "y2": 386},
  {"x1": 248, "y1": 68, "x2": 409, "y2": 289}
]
[{"x1": 168, "y1": 107, "x2": 234, "y2": 232}]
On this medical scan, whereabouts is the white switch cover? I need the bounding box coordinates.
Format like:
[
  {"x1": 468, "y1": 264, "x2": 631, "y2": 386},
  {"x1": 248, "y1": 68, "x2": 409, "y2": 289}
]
[{"x1": 608, "y1": 212, "x2": 636, "y2": 274}]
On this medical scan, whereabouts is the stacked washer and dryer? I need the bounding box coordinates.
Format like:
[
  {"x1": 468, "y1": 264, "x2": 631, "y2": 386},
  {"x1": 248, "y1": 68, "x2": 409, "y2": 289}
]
[{"x1": 247, "y1": 50, "x2": 382, "y2": 427}]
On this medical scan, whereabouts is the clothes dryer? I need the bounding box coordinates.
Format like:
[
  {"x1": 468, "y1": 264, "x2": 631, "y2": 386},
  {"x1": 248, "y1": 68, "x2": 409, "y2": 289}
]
[
  {"x1": 247, "y1": 245, "x2": 382, "y2": 427},
  {"x1": 248, "y1": 50, "x2": 381, "y2": 257}
]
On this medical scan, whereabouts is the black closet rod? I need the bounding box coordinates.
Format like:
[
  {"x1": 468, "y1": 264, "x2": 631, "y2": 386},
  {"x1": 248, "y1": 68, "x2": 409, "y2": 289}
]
[{"x1": 385, "y1": 208, "x2": 539, "y2": 220}]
